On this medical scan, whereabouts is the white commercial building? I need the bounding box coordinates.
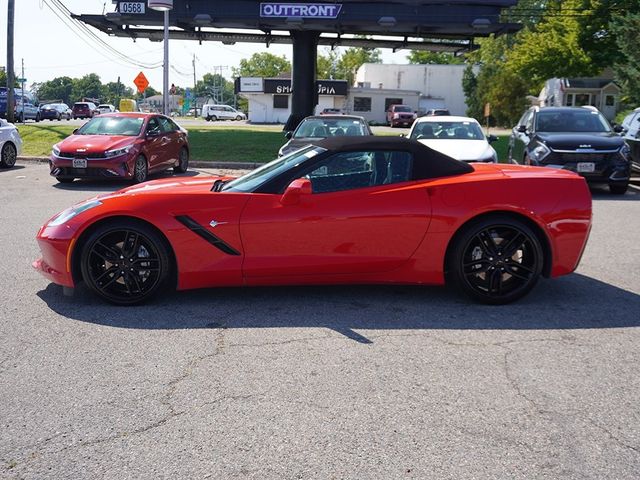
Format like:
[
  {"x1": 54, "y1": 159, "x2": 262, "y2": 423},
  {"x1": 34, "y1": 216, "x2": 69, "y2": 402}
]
[
  {"x1": 354, "y1": 63, "x2": 472, "y2": 118},
  {"x1": 236, "y1": 77, "x2": 348, "y2": 123}
]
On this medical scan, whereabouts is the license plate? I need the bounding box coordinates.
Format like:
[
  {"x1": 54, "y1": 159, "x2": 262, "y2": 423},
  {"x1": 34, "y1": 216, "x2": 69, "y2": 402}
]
[
  {"x1": 577, "y1": 162, "x2": 595, "y2": 173},
  {"x1": 72, "y1": 158, "x2": 87, "y2": 168},
  {"x1": 119, "y1": 2, "x2": 145, "y2": 14}
]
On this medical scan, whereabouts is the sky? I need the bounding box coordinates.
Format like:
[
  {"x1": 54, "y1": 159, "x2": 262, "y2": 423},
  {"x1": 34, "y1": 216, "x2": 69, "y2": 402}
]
[{"x1": 0, "y1": 0, "x2": 410, "y2": 93}]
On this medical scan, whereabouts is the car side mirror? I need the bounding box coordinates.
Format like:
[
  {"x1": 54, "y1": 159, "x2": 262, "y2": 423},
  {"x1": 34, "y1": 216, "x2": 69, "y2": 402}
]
[
  {"x1": 285, "y1": 131, "x2": 293, "y2": 140},
  {"x1": 487, "y1": 134, "x2": 498, "y2": 143},
  {"x1": 281, "y1": 178, "x2": 312, "y2": 206},
  {"x1": 399, "y1": 133, "x2": 406, "y2": 137},
  {"x1": 613, "y1": 124, "x2": 624, "y2": 133},
  {"x1": 517, "y1": 125, "x2": 527, "y2": 133}
]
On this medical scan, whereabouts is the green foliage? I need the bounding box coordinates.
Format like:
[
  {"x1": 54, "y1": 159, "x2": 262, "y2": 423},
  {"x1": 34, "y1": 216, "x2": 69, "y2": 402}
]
[
  {"x1": 406, "y1": 51, "x2": 464, "y2": 65},
  {"x1": 34, "y1": 76, "x2": 74, "y2": 104},
  {"x1": 611, "y1": 11, "x2": 640, "y2": 105},
  {"x1": 195, "y1": 73, "x2": 235, "y2": 104},
  {"x1": 71, "y1": 73, "x2": 103, "y2": 103},
  {"x1": 102, "y1": 81, "x2": 134, "y2": 105},
  {"x1": 462, "y1": 66, "x2": 482, "y2": 120},
  {"x1": 335, "y1": 47, "x2": 381, "y2": 85},
  {"x1": 317, "y1": 49, "x2": 340, "y2": 79},
  {"x1": 233, "y1": 52, "x2": 291, "y2": 78}
]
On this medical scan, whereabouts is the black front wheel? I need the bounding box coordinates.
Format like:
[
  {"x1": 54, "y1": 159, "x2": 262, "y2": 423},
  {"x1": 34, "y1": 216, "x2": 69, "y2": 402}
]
[
  {"x1": 448, "y1": 216, "x2": 544, "y2": 304},
  {"x1": 0, "y1": 142, "x2": 17, "y2": 168},
  {"x1": 80, "y1": 220, "x2": 171, "y2": 305},
  {"x1": 132, "y1": 155, "x2": 148, "y2": 183},
  {"x1": 609, "y1": 183, "x2": 628, "y2": 195}
]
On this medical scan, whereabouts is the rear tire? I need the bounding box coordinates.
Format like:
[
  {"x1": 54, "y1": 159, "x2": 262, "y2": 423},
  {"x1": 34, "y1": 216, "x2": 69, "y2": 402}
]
[
  {"x1": 447, "y1": 215, "x2": 544, "y2": 304},
  {"x1": 0, "y1": 142, "x2": 17, "y2": 168},
  {"x1": 173, "y1": 148, "x2": 189, "y2": 174}
]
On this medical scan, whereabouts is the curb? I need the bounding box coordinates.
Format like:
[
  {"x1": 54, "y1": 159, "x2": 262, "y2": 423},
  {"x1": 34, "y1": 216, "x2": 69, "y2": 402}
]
[{"x1": 17, "y1": 156, "x2": 259, "y2": 170}]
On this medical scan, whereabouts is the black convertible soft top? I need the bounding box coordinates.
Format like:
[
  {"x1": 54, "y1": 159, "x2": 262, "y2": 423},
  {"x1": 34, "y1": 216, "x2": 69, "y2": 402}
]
[{"x1": 315, "y1": 136, "x2": 474, "y2": 179}]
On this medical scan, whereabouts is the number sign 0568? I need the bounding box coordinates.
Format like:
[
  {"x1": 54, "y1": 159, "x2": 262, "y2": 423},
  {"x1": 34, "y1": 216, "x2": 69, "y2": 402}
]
[{"x1": 120, "y1": 2, "x2": 146, "y2": 14}]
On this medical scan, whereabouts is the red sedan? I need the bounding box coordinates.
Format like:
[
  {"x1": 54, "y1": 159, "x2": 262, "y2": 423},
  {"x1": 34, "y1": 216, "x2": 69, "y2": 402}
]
[
  {"x1": 50, "y1": 113, "x2": 189, "y2": 183},
  {"x1": 35, "y1": 137, "x2": 592, "y2": 306}
]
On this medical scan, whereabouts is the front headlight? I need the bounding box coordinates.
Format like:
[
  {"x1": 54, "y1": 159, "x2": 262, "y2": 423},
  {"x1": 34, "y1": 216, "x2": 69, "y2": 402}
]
[
  {"x1": 620, "y1": 143, "x2": 631, "y2": 161},
  {"x1": 48, "y1": 200, "x2": 102, "y2": 227},
  {"x1": 105, "y1": 145, "x2": 133, "y2": 158},
  {"x1": 52, "y1": 144, "x2": 60, "y2": 156},
  {"x1": 530, "y1": 142, "x2": 550, "y2": 163}
]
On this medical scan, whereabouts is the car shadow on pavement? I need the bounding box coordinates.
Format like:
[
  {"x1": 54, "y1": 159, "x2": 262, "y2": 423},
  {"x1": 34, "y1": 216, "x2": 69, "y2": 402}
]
[
  {"x1": 37, "y1": 273, "x2": 640, "y2": 343},
  {"x1": 590, "y1": 185, "x2": 640, "y2": 201},
  {"x1": 0, "y1": 165, "x2": 25, "y2": 173},
  {"x1": 51, "y1": 170, "x2": 200, "y2": 192}
]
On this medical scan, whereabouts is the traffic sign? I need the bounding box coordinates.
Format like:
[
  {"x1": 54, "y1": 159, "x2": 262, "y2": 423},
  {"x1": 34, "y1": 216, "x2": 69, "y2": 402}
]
[
  {"x1": 16, "y1": 78, "x2": 26, "y2": 83},
  {"x1": 133, "y1": 71, "x2": 149, "y2": 94}
]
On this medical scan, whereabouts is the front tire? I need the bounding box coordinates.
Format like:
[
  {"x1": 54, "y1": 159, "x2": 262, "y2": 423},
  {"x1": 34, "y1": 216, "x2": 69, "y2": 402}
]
[
  {"x1": 80, "y1": 220, "x2": 171, "y2": 305},
  {"x1": 0, "y1": 142, "x2": 17, "y2": 168},
  {"x1": 132, "y1": 155, "x2": 148, "y2": 183},
  {"x1": 173, "y1": 147, "x2": 189, "y2": 174},
  {"x1": 609, "y1": 183, "x2": 628, "y2": 195},
  {"x1": 447, "y1": 215, "x2": 543, "y2": 304}
]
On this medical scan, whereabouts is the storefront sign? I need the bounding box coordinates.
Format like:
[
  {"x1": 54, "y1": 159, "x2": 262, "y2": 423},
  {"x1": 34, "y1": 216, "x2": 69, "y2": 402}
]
[
  {"x1": 260, "y1": 3, "x2": 342, "y2": 19},
  {"x1": 261, "y1": 78, "x2": 348, "y2": 95},
  {"x1": 240, "y1": 77, "x2": 264, "y2": 92}
]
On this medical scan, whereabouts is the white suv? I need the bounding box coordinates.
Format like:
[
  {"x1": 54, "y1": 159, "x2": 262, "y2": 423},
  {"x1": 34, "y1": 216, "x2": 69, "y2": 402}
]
[{"x1": 202, "y1": 104, "x2": 246, "y2": 121}]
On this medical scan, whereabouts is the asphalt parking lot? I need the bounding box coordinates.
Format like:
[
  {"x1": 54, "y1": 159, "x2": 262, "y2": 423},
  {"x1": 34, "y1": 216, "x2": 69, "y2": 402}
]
[{"x1": 1, "y1": 163, "x2": 639, "y2": 479}]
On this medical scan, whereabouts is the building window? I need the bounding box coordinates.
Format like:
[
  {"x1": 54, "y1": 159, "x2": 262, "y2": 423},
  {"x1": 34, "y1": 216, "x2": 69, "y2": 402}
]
[
  {"x1": 565, "y1": 94, "x2": 574, "y2": 106},
  {"x1": 273, "y1": 95, "x2": 288, "y2": 109},
  {"x1": 353, "y1": 97, "x2": 372, "y2": 112},
  {"x1": 574, "y1": 94, "x2": 591, "y2": 107},
  {"x1": 605, "y1": 95, "x2": 615, "y2": 107},
  {"x1": 385, "y1": 98, "x2": 403, "y2": 111}
]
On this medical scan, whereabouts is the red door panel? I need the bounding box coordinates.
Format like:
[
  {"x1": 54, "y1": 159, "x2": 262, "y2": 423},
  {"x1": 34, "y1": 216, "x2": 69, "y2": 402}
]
[{"x1": 240, "y1": 183, "x2": 432, "y2": 279}]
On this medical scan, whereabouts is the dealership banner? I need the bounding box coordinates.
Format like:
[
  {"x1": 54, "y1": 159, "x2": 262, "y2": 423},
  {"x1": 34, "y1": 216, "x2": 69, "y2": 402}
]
[{"x1": 260, "y1": 3, "x2": 342, "y2": 18}]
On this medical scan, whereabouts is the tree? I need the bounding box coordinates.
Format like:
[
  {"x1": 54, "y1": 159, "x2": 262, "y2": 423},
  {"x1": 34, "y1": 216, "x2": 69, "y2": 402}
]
[
  {"x1": 407, "y1": 51, "x2": 464, "y2": 65},
  {"x1": 35, "y1": 76, "x2": 74, "y2": 104},
  {"x1": 336, "y1": 47, "x2": 381, "y2": 85},
  {"x1": 102, "y1": 81, "x2": 134, "y2": 104},
  {"x1": 195, "y1": 73, "x2": 234, "y2": 103},
  {"x1": 71, "y1": 73, "x2": 103, "y2": 102},
  {"x1": 611, "y1": 12, "x2": 640, "y2": 105},
  {"x1": 462, "y1": 65, "x2": 482, "y2": 120},
  {"x1": 233, "y1": 52, "x2": 291, "y2": 78},
  {"x1": 317, "y1": 49, "x2": 340, "y2": 79}
]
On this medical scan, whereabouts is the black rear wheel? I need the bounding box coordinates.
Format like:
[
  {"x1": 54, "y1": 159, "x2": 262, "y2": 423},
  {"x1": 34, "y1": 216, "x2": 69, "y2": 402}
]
[
  {"x1": 173, "y1": 147, "x2": 189, "y2": 174},
  {"x1": 80, "y1": 221, "x2": 171, "y2": 305},
  {"x1": 0, "y1": 142, "x2": 17, "y2": 168},
  {"x1": 448, "y1": 216, "x2": 544, "y2": 304}
]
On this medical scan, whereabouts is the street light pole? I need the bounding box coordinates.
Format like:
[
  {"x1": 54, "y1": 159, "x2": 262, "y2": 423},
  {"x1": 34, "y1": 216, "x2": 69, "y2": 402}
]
[
  {"x1": 163, "y1": 9, "x2": 169, "y2": 115},
  {"x1": 148, "y1": 1, "x2": 173, "y2": 115}
]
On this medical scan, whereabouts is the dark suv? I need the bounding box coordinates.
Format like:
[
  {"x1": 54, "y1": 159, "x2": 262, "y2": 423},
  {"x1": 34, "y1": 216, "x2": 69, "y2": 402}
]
[{"x1": 508, "y1": 106, "x2": 631, "y2": 194}]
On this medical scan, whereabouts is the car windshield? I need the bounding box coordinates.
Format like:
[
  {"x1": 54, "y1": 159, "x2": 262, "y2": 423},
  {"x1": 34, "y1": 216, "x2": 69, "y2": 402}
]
[
  {"x1": 293, "y1": 118, "x2": 367, "y2": 138},
  {"x1": 76, "y1": 116, "x2": 144, "y2": 136},
  {"x1": 222, "y1": 146, "x2": 326, "y2": 193},
  {"x1": 394, "y1": 106, "x2": 413, "y2": 113},
  {"x1": 536, "y1": 110, "x2": 611, "y2": 133},
  {"x1": 410, "y1": 121, "x2": 485, "y2": 140}
]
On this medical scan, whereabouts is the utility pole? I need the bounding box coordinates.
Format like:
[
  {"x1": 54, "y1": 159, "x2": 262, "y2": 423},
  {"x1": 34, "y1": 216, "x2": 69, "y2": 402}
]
[
  {"x1": 6, "y1": 0, "x2": 15, "y2": 123},
  {"x1": 192, "y1": 53, "x2": 196, "y2": 111},
  {"x1": 20, "y1": 58, "x2": 25, "y2": 123}
]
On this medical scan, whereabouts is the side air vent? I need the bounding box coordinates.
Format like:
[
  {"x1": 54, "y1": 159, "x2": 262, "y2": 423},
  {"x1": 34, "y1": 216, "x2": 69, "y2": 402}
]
[{"x1": 174, "y1": 215, "x2": 241, "y2": 256}]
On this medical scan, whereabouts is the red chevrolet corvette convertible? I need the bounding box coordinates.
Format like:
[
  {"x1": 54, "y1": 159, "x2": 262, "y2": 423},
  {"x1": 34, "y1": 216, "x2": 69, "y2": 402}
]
[{"x1": 34, "y1": 137, "x2": 592, "y2": 305}]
